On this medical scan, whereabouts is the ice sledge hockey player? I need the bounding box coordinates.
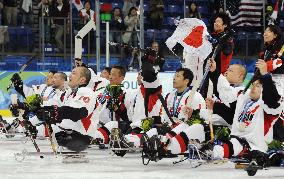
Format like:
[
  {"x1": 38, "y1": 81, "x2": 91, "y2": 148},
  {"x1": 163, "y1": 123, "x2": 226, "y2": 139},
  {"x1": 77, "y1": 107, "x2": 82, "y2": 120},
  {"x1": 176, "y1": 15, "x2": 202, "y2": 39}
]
[
  {"x1": 207, "y1": 58, "x2": 282, "y2": 167},
  {"x1": 74, "y1": 58, "x2": 109, "y2": 93},
  {"x1": 35, "y1": 66, "x2": 97, "y2": 152},
  {"x1": 92, "y1": 66, "x2": 133, "y2": 147},
  {"x1": 108, "y1": 48, "x2": 166, "y2": 155},
  {"x1": 205, "y1": 63, "x2": 247, "y2": 127},
  {"x1": 112, "y1": 67, "x2": 206, "y2": 158},
  {"x1": 8, "y1": 72, "x2": 69, "y2": 138},
  {"x1": 7, "y1": 70, "x2": 56, "y2": 138},
  {"x1": 162, "y1": 64, "x2": 247, "y2": 156}
]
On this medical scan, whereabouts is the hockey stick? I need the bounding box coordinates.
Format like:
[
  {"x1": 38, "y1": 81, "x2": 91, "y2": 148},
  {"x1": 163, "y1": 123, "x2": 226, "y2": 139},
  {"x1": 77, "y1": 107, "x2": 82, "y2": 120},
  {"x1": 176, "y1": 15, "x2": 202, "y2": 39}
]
[
  {"x1": 7, "y1": 55, "x2": 38, "y2": 92},
  {"x1": 206, "y1": 80, "x2": 214, "y2": 141},
  {"x1": 19, "y1": 109, "x2": 40, "y2": 153},
  {"x1": 158, "y1": 94, "x2": 177, "y2": 125},
  {"x1": 244, "y1": 44, "x2": 284, "y2": 93},
  {"x1": 45, "y1": 123, "x2": 57, "y2": 155}
]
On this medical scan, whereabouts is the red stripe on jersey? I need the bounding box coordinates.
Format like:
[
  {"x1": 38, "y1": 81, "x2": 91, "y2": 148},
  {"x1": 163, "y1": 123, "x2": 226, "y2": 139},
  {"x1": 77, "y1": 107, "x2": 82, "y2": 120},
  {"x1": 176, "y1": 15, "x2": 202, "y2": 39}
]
[
  {"x1": 81, "y1": 112, "x2": 93, "y2": 131},
  {"x1": 98, "y1": 127, "x2": 110, "y2": 144},
  {"x1": 223, "y1": 143, "x2": 230, "y2": 158},
  {"x1": 175, "y1": 135, "x2": 187, "y2": 153},
  {"x1": 264, "y1": 112, "x2": 279, "y2": 135},
  {"x1": 44, "y1": 125, "x2": 49, "y2": 137}
]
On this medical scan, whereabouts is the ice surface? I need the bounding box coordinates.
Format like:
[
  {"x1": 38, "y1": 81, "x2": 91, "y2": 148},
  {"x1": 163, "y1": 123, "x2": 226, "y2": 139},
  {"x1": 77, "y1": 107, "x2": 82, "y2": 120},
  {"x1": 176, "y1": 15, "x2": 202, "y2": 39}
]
[
  {"x1": 0, "y1": 137, "x2": 283, "y2": 179},
  {"x1": 1, "y1": 118, "x2": 284, "y2": 178}
]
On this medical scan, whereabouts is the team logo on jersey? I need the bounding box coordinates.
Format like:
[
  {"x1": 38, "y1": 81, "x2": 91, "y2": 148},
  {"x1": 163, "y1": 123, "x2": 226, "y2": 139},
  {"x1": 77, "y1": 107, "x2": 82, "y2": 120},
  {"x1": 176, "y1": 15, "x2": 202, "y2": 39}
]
[{"x1": 237, "y1": 105, "x2": 260, "y2": 127}]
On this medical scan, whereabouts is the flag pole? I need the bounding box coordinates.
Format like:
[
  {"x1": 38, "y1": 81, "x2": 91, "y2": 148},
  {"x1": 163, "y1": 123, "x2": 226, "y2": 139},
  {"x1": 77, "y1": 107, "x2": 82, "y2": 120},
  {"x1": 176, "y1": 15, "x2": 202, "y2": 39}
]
[{"x1": 95, "y1": 0, "x2": 100, "y2": 72}]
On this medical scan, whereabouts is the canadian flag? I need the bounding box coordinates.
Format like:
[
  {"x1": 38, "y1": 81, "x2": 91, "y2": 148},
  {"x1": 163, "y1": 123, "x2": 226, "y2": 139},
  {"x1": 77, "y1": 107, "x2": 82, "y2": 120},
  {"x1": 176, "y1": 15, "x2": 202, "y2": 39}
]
[{"x1": 72, "y1": 0, "x2": 83, "y2": 11}]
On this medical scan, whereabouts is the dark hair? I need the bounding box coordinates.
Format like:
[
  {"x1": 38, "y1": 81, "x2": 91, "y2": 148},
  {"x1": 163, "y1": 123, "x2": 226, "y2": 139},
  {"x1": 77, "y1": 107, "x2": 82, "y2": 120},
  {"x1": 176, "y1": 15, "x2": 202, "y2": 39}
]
[
  {"x1": 79, "y1": 67, "x2": 91, "y2": 85},
  {"x1": 56, "y1": 72, "x2": 67, "y2": 81},
  {"x1": 49, "y1": 70, "x2": 57, "y2": 75},
  {"x1": 176, "y1": 68, "x2": 194, "y2": 87},
  {"x1": 128, "y1": 7, "x2": 137, "y2": 16},
  {"x1": 151, "y1": 41, "x2": 159, "y2": 46},
  {"x1": 84, "y1": 0, "x2": 91, "y2": 7},
  {"x1": 112, "y1": 65, "x2": 126, "y2": 77},
  {"x1": 266, "y1": 25, "x2": 283, "y2": 45},
  {"x1": 188, "y1": 2, "x2": 199, "y2": 13},
  {"x1": 112, "y1": 7, "x2": 122, "y2": 15},
  {"x1": 214, "y1": 12, "x2": 231, "y2": 30},
  {"x1": 103, "y1": 67, "x2": 111, "y2": 74}
]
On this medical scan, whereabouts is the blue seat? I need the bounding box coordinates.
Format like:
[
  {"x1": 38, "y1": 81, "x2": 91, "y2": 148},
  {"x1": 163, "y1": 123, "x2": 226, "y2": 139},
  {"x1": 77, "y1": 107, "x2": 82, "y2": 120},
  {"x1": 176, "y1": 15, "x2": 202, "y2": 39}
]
[
  {"x1": 111, "y1": 3, "x2": 122, "y2": 8},
  {"x1": 146, "y1": 29, "x2": 159, "y2": 40},
  {"x1": 143, "y1": 4, "x2": 149, "y2": 12},
  {"x1": 198, "y1": 6, "x2": 208, "y2": 15},
  {"x1": 166, "y1": 17, "x2": 176, "y2": 26},
  {"x1": 160, "y1": 29, "x2": 172, "y2": 39},
  {"x1": 167, "y1": 5, "x2": 181, "y2": 13},
  {"x1": 280, "y1": 19, "x2": 284, "y2": 28}
]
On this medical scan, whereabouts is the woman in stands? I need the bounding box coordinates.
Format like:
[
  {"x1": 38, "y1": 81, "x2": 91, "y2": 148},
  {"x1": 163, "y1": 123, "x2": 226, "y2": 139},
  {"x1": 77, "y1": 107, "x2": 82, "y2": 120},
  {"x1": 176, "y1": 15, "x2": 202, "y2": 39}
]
[
  {"x1": 262, "y1": 25, "x2": 284, "y2": 74},
  {"x1": 261, "y1": 25, "x2": 284, "y2": 143},
  {"x1": 186, "y1": 2, "x2": 201, "y2": 19}
]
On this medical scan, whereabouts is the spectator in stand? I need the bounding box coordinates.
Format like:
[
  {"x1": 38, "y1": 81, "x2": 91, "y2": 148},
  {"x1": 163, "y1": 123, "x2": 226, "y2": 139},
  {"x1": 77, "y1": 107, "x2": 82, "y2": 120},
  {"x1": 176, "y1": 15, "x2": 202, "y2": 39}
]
[
  {"x1": 38, "y1": 0, "x2": 52, "y2": 44},
  {"x1": 0, "y1": 2, "x2": 3, "y2": 25},
  {"x1": 149, "y1": 0, "x2": 164, "y2": 30},
  {"x1": 122, "y1": 7, "x2": 140, "y2": 70},
  {"x1": 3, "y1": 0, "x2": 18, "y2": 26},
  {"x1": 79, "y1": 0, "x2": 95, "y2": 24},
  {"x1": 123, "y1": 0, "x2": 138, "y2": 17},
  {"x1": 20, "y1": 0, "x2": 33, "y2": 26},
  {"x1": 151, "y1": 41, "x2": 165, "y2": 72},
  {"x1": 51, "y1": 0, "x2": 69, "y2": 52},
  {"x1": 110, "y1": 7, "x2": 125, "y2": 54},
  {"x1": 186, "y1": 2, "x2": 201, "y2": 19},
  {"x1": 122, "y1": 7, "x2": 139, "y2": 48}
]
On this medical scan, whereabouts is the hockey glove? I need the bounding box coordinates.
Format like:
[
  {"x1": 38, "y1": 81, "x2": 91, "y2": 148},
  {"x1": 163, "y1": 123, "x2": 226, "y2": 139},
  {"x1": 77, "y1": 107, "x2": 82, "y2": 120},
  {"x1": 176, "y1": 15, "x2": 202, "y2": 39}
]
[{"x1": 10, "y1": 73, "x2": 25, "y2": 98}]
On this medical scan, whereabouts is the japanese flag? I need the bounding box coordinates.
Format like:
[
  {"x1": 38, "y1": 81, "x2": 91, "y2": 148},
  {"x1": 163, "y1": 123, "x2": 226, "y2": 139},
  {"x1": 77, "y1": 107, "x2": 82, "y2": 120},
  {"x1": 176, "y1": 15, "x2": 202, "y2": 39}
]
[{"x1": 166, "y1": 18, "x2": 212, "y2": 61}]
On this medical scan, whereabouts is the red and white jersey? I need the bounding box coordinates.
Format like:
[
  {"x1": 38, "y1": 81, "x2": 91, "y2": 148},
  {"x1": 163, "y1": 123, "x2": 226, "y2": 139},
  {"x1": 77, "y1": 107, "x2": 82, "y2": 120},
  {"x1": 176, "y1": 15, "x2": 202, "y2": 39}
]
[
  {"x1": 130, "y1": 84, "x2": 163, "y2": 128},
  {"x1": 59, "y1": 86, "x2": 97, "y2": 137},
  {"x1": 93, "y1": 86, "x2": 132, "y2": 125},
  {"x1": 217, "y1": 74, "x2": 282, "y2": 152},
  {"x1": 231, "y1": 90, "x2": 281, "y2": 152},
  {"x1": 163, "y1": 88, "x2": 205, "y2": 124}
]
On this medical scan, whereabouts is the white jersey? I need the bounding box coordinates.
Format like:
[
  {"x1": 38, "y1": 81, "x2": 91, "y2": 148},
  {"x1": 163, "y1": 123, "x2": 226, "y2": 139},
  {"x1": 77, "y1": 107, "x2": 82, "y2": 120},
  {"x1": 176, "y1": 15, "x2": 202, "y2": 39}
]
[
  {"x1": 217, "y1": 74, "x2": 282, "y2": 152},
  {"x1": 93, "y1": 86, "x2": 132, "y2": 125},
  {"x1": 210, "y1": 85, "x2": 245, "y2": 127},
  {"x1": 59, "y1": 86, "x2": 97, "y2": 137},
  {"x1": 23, "y1": 84, "x2": 54, "y2": 98},
  {"x1": 163, "y1": 88, "x2": 205, "y2": 124},
  {"x1": 130, "y1": 84, "x2": 163, "y2": 128}
]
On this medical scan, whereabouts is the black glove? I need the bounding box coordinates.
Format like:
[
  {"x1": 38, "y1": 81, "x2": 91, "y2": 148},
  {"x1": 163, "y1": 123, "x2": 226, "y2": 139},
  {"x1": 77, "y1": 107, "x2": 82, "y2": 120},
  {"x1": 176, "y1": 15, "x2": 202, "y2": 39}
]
[
  {"x1": 36, "y1": 106, "x2": 60, "y2": 124},
  {"x1": 36, "y1": 106, "x2": 89, "y2": 124},
  {"x1": 9, "y1": 104, "x2": 19, "y2": 117},
  {"x1": 10, "y1": 73, "x2": 25, "y2": 98}
]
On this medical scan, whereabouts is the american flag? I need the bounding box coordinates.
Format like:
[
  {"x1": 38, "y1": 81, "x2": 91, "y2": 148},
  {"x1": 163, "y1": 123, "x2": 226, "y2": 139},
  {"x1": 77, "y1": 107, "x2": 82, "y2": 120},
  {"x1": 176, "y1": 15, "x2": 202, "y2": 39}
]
[{"x1": 223, "y1": 0, "x2": 264, "y2": 27}]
